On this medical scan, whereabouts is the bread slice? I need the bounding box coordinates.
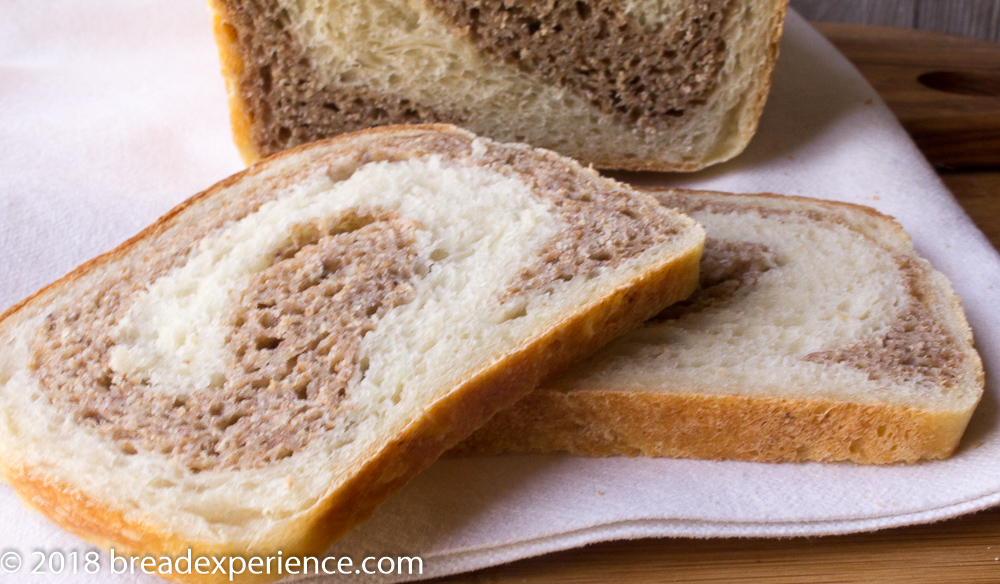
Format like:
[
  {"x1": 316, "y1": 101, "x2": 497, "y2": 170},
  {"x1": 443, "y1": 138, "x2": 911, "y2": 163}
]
[
  {"x1": 0, "y1": 126, "x2": 703, "y2": 583},
  {"x1": 458, "y1": 189, "x2": 984, "y2": 464},
  {"x1": 208, "y1": 0, "x2": 788, "y2": 171}
]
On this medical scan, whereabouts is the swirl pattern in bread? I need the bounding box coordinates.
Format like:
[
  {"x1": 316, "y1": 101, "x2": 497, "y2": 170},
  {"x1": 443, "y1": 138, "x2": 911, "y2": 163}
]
[
  {"x1": 458, "y1": 189, "x2": 984, "y2": 463},
  {"x1": 0, "y1": 126, "x2": 704, "y2": 582}
]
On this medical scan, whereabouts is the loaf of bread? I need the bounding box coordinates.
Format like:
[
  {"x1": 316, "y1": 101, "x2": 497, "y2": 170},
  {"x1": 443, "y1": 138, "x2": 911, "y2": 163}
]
[
  {"x1": 0, "y1": 126, "x2": 704, "y2": 582},
  {"x1": 208, "y1": 0, "x2": 788, "y2": 171},
  {"x1": 458, "y1": 189, "x2": 984, "y2": 463}
]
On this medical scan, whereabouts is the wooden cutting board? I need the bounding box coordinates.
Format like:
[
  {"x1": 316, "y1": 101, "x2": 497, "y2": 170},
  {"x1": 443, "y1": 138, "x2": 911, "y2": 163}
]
[
  {"x1": 820, "y1": 23, "x2": 1000, "y2": 169},
  {"x1": 432, "y1": 24, "x2": 1000, "y2": 584}
]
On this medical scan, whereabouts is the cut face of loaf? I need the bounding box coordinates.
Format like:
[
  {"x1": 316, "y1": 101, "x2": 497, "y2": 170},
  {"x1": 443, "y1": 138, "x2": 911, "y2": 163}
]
[
  {"x1": 458, "y1": 189, "x2": 985, "y2": 464},
  {"x1": 208, "y1": 0, "x2": 788, "y2": 171},
  {"x1": 0, "y1": 126, "x2": 704, "y2": 582}
]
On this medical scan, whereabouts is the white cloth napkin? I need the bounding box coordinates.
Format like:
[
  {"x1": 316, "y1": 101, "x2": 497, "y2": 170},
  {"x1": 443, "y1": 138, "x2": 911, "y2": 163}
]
[{"x1": 2, "y1": 2, "x2": 999, "y2": 583}]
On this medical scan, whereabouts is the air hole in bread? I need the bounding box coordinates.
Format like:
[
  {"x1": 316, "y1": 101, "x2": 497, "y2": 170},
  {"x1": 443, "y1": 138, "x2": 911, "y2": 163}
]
[
  {"x1": 589, "y1": 249, "x2": 612, "y2": 261},
  {"x1": 260, "y1": 66, "x2": 272, "y2": 94},
  {"x1": 293, "y1": 381, "x2": 309, "y2": 400},
  {"x1": 499, "y1": 301, "x2": 528, "y2": 324},
  {"x1": 255, "y1": 336, "x2": 281, "y2": 350}
]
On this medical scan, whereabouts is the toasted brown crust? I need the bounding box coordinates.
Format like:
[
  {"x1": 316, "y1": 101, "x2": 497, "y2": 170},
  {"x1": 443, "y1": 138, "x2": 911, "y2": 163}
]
[
  {"x1": 205, "y1": 0, "x2": 788, "y2": 171},
  {"x1": 656, "y1": 186, "x2": 900, "y2": 223},
  {"x1": 209, "y1": 0, "x2": 257, "y2": 163},
  {"x1": 456, "y1": 188, "x2": 984, "y2": 464},
  {"x1": 0, "y1": 125, "x2": 703, "y2": 584},
  {"x1": 452, "y1": 387, "x2": 974, "y2": 463}
]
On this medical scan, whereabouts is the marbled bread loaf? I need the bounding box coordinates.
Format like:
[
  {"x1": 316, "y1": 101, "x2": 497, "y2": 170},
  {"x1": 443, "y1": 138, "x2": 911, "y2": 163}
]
[
  {"x1": 208, "y1": 0, "x2": 788, "y2": 171},
  {"x1": 458, "y1": 189, "x2": 984, "y2": 464},
  {"x1": 0, "y1": 126, "x2": 704, "y2": 583}
]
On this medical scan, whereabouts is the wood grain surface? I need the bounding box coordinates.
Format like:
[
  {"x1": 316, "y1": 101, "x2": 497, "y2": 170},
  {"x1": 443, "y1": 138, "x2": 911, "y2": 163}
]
[
  {"x1": 792, "y1": 0, "x2": 918, "y2": 29},
  {"x1": 792, "y1": 0, "x2": 1000, "y2": 42},
  {"x1": 816, "y1": 23, "x2": 1000, "y2": 168},
  {"x1": 437, "y1": 506, "x2": 1000, "y2": 584},
  {"x1": 430, "y1": 24, "x2": 1000, "y2": 584}
]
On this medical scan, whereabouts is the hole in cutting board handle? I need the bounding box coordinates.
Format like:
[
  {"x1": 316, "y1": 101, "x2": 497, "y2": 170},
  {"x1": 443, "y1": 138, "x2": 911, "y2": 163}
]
[{"x1": 917, "y1": 71, "x2": 1000, "y2": 97}]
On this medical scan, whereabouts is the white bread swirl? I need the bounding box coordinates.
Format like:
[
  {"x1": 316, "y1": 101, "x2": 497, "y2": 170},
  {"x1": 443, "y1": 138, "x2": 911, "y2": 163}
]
[
  {"x1": 208, "y1": 0, "x2": 788, "y2": 171},
  {"x1": 0, "y1": 126, "x2": 704, "y2": 583},
  {"x1": 458, "y1": 189, "x2": 984, "y2": 463}
]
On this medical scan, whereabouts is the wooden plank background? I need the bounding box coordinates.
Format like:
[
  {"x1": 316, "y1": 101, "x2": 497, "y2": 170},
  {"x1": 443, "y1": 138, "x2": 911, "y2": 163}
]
[{"x1": 791, "y1": 0, "x2": 1000, "y2": 42}]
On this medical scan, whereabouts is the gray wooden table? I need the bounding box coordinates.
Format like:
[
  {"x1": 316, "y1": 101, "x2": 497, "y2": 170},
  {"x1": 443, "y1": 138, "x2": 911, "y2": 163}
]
[{"x1": 791, "y1": 0, "x2": 1000, "y2": 42}]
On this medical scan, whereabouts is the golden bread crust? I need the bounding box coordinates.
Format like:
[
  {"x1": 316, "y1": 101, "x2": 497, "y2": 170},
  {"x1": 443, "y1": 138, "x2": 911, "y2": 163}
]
[
  {"x1": 453, "y1": 387, "x2": 975, "y2": 463},
  {"x1": 457, "y1": 188, "x2": 984, "y2": 464},
  {"x1": 207, "y1": 0, "x2": 257, "y2": 163}
]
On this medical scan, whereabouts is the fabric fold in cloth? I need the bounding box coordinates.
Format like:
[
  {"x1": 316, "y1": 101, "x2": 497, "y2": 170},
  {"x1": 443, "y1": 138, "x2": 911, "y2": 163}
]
[{"x1": 1, "y1": 3, "x2": 999, "y2": 583}]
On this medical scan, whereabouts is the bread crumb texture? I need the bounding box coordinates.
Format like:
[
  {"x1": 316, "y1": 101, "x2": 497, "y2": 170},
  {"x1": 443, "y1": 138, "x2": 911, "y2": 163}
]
[
  {"x1": 598, "y1": 193, "x2": 977, "y2": 408},
  {"x1": 424, "y1": 0, "x2": 730, "y2": 126},
  {"x1": 458, "y1": 190, "x2": 983, "y2": 463},
  {"x1": 212, "y1": 0, "x2": 785, "y2": 168},
  {"x1": 20, "y1": 133, "x2": 685, "y2": 474}
]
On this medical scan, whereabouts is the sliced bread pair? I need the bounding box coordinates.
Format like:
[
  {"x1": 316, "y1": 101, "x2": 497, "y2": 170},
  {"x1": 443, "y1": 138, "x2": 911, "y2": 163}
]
[
  {"x1": 0, "y1": 126, "x2": 704, "y2": 583},
  {"x1": 459, "y1": 189, "x2": 984, "y2": 463},
  {"x1": 208, "y1": 0, "x2": 789, "y2": 171}
]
